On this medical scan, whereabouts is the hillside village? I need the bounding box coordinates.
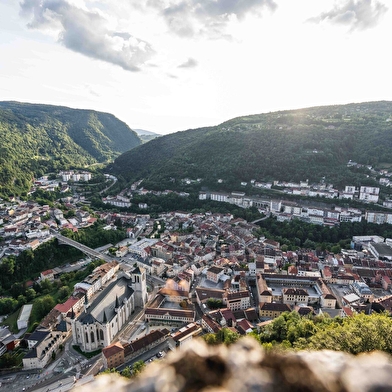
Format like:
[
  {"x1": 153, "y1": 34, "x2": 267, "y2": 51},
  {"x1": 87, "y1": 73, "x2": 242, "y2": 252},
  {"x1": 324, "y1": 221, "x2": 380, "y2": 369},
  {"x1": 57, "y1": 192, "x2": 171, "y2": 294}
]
[
  {"x1": 2, "y1": 167, "x2": 392, "y2": 389},
  {"x1": 3, "y1": 192, "x2": 392, "y2": 379}
]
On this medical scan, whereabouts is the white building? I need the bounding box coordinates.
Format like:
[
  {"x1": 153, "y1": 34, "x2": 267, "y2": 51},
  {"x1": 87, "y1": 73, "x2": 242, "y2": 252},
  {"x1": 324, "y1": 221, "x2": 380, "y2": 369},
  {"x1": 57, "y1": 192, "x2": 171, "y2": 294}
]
[
  {"x1": 17, "y1": 304, "x2": 33, "y2": 330},
  {"x1": 72, "y1": 268, "x2": 147, "y2": 352},
  {"x1": 23, "y1": 330, "x2": 64, "y2": 369},
  {"x1": 359, "y1": 186, "x2": 379, "y2": 203}
]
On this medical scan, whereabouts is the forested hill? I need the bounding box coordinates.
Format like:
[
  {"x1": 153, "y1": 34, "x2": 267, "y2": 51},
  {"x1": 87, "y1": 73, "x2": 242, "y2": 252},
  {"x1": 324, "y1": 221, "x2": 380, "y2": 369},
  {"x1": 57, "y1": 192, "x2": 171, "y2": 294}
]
[
  {"x1": 109, "y1": 101, "x2": 392, "y2": 190},
  {"x1": 0, "y1": 101, "x2": 141, "y2": 196}
]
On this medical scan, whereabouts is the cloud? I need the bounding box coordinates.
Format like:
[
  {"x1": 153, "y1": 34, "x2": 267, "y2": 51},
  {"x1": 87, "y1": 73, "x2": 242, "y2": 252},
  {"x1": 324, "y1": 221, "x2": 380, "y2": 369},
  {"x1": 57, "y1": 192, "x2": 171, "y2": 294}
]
[
  {"x1": 85, "y1": 84, "x2": 100, "y2": 97},
  {"x1": 308, "y1": 0, "x2": 388, "y2": 31},
  {"x1": 178, "y1": 58, "x2": 198, "y2": 68},
  {"x1": 19, "y1": 0, "x2": 155, "y2": 71},
  {"x1": 148, "y1": 0, "x2": 277, "y2": 38}
]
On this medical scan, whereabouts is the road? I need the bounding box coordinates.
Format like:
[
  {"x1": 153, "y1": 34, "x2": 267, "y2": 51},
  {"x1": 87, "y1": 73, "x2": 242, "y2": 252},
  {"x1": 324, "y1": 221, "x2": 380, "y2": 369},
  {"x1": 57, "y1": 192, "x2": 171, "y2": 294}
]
[{"x1": 99, "y1": 175, "x2": 118, "y2": 195}]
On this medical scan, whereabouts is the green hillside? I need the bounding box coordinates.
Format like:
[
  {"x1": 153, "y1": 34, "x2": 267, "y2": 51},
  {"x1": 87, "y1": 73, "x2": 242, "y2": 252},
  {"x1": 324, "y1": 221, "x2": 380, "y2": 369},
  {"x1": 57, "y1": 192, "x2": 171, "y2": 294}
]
[
  {"x1": 0, "y1": 101, "x2": 141, "y2": 197},
  {"x1": 109, "y1": 101, "x2": 392, "y2": 190}
]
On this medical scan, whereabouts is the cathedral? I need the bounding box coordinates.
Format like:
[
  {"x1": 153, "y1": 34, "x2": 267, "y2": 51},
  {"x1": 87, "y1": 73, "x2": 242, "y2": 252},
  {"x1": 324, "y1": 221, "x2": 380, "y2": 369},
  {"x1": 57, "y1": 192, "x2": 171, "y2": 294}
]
[{"x1": 71, "y1": 267, "x2": 147, "y2": 352}]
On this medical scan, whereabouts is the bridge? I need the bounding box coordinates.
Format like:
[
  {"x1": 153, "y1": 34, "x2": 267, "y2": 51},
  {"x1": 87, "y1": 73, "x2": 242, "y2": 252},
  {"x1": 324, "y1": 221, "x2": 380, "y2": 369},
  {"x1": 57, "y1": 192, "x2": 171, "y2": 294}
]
[
  {"x1": 53, "y1": 231, "x2": 115, "y2": 263},
  {"x1": 251, "y1": 212, "x2": 271, "y2": 224}
]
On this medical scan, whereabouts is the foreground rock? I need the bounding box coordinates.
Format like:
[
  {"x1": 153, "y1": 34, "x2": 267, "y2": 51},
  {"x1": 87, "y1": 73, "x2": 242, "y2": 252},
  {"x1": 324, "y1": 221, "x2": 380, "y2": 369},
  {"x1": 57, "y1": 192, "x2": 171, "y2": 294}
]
[{"x1": 75, "y1": 337, "x2": 392, "y2": 392}]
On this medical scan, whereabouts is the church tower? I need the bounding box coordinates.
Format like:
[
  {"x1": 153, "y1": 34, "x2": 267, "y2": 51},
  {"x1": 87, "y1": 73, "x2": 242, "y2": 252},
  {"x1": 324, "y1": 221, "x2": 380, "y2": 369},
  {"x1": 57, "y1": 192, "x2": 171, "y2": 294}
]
[{"x1": 132, "y1": 266, "x2": 148, "y2": 308}]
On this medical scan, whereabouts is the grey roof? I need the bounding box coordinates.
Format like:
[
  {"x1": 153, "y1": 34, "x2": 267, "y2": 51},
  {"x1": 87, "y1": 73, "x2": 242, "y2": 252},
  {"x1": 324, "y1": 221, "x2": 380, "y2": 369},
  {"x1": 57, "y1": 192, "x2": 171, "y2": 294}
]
[
  {"x1": 28, "y1": 330, "x2": 50, "y2": 344},
  {"x1": 57, "y1": 320, "x2": 69, "y2": 332},
  {"x1": 372, "y1": 242, "x2": 392, "y2": 258},
  {"x1": 133, "y1": 266, "x2": 142, "y2": 275},
  {"x1": 78, "y1": 276, "x2": 134, "y2": 325},
  {"x1": 24, "y1": 348, "x2": 37, "y2": 359}
]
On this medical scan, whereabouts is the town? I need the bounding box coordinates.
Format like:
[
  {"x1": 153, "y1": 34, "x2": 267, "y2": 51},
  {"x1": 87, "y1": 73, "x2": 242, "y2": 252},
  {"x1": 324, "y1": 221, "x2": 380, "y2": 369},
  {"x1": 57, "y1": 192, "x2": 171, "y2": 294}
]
[{"x1": 2, "y1": 169, "x2": 392, "y2": 390}]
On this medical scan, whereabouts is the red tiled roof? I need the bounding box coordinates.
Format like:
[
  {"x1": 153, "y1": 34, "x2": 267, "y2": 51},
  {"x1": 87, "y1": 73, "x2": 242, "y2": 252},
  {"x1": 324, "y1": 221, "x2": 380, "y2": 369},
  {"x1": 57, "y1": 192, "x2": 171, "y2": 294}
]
[
  {"x1": 55, "y1": 296, "x2": 81, "y2": 313},
  {"x1": 102, "y1": 342, "x2": 124, "y2": 358}
]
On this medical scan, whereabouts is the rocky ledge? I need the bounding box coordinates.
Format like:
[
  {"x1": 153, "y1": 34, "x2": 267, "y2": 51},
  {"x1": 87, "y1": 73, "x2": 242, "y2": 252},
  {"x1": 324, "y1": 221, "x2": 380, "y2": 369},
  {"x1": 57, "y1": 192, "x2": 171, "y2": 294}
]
[{"x1": 75, "y1": 337, "x2": 392, "y2": 392}]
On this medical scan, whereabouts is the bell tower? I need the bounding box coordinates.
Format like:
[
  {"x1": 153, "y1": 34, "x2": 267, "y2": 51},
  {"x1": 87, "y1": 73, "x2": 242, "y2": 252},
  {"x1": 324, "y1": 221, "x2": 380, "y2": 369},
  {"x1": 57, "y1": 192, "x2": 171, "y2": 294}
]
[{"x1": 132, "y1": 266, "x2": 148, "y2": 307}]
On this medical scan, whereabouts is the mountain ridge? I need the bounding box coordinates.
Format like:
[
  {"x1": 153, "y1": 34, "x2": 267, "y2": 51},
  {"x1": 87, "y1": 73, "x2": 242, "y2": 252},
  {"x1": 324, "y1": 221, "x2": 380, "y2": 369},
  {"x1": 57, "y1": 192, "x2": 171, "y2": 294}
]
[
  {"x1": 109, "y1": 101, "x2": 392, "y2": 191},
  {"x1": 0, "y1": 101, "x2": 141, "y2": 197}
]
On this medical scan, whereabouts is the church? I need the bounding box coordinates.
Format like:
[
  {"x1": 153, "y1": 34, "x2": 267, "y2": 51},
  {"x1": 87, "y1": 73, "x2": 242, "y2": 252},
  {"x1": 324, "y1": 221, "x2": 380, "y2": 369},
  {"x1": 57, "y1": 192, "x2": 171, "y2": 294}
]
[{"x1": 71, "y1": 267, "x2": 147, "y2": 352}]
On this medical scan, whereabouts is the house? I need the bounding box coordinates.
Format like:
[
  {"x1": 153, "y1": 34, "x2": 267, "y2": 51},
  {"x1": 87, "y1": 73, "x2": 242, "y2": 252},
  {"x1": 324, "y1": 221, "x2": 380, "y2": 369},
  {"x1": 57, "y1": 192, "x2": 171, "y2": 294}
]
[
  {"x1": 201, "y1": 314, "x2": 221, "y2": 333},
  {"x1": 206, "y1": 266, "x2": 225, "y2": 283},
  {"x1": 282, "y1": 288, "x2": 309, "y2": 306},
  {"x1": 102, "y1": 342, "x2": 125, "y2": 369},
  {"x1": 116, "y1": 246, "x2": 128, "y2": 258},
  {"x1": 259, "y1": 302, "x2": 291, "y2": 319},
  {"x1": 236, "y1": 319, "x2": 254, "y2": 335},
  {"x1": 350, "y1": 281, "x2": 373, "y2": 301},
  {"x1": 320, "y1": 294, "x2": 337, "y2": 309},
  {"x1": 40, "y1": 269, "x2": 54, "y2": 281},
  {"x1": 225, "y1": 290, "x2": 251, "y2": 311},
  {"x1": 171, "y1": 323, "x2": 202, "y2": 348},
  {"x1": 0, "y1": 328, "x2": 17, "y2": 356},
  {"x1": 54, "y1": 293, "x2": 85, "y2": 317}
]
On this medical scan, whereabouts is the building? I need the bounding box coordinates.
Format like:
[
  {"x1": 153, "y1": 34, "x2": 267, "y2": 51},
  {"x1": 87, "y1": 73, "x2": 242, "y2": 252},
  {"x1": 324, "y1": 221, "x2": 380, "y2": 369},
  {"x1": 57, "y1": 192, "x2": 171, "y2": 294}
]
[
  {"x1": 206, "y1": 266, "x2": 225, "y2": 283},
  {"x1": 259, "y1": 302, "x2": 291, "y2": 319},
  {"x1": 369, "y1": 242, "x2": 392, "y2": 261},
  {"x1": 256, "y1": 274, "x2": 273, "y2": 304},
  {"x1": 171, "y1": 323, "x2": 202, "y2": 348},
  {"x1": 102, "y1": 342, "x2": 125, "y2": 369},
  {"x1": 0, "y1": 328, "x2": 17, "y2": 356},
  {"x1": 23, "y1": 330, "x2": 64, "y2": 369},
  {"x1": 282, "y1": 288, "x2": 309, "y2": 305},
  {"x1": 225, "y1": 290, "x2": 251, "y2": 311},
  {"x1": 350, "y1": 281, "x2": 373, "y2": 301},
  {"x1": 40, "y1": 269, "x2": 54, "y2": 281},
  {"x1": 17, "y1": 304, "x2": 33, "y2": 330},
  {"x1": 144, "y1": 308, "x2": 195, "y2": 324},
  {"x1": 359, "y1": 186, "x2": 379, "y2": 203},
  {"x1": 195, "y1": 287, "x2": 225, "y2": 307},
  {"x1": 365, "y1": 211, "x2": 392, "y2": 225},
  {"x1": 71, "y1": 269, "x2": 147, "y2": 352}
]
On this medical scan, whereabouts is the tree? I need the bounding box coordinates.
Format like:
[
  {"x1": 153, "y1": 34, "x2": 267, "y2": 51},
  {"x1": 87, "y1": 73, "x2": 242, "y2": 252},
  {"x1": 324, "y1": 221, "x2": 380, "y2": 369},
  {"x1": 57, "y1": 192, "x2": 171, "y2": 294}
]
[
  {"x1": 25, "y1": 288, "x2": 36, "y2": 302},
  {"x1": 0, "y1": 297, "x2": 18, "y2": 315},
  {"x1": 58, "y1": 286, "x2": 71, "y2": 301},
  {"x1": 10, "y1": 282, "x2": 24, "y2": 299},
  {"x1": 39, "y1": 279, "x2": 53, "y2": 294},
  {"x1": 17, "y1": 295, "x2": 27, "y2": 307},
  {"x1": 207, "y1": 298, "x2": 224, "y2": 309},
  {"x1": 33, "y1": 295, "x2": 56, "y2": 321},
  {"x1": 131, "y1": 360, "x2": 146, "y2": 377},
  {"x1": 121, "y1": 366, "x2": 132, "y2": 378},
  {"x1": 203, "y1": 328, "x2": 240, "y2": 346}
]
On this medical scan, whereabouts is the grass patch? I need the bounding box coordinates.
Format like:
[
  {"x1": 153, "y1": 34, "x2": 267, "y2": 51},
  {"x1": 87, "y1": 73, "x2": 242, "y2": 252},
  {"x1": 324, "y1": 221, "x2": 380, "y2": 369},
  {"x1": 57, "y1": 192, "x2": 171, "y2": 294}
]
[
  {"x1": 1, "y1": 308, "x2": 22, "y2": 334},
  {"x1": 72, "y1": 345, "x2": 101, "y2": 359}
]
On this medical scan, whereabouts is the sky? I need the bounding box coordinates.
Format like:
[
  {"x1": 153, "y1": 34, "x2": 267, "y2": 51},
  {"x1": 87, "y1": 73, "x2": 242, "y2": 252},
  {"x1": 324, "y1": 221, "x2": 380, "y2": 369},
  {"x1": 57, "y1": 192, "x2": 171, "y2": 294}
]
[{"x1": 1, "y1": 0, "x2": 391, "y2": 135}]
